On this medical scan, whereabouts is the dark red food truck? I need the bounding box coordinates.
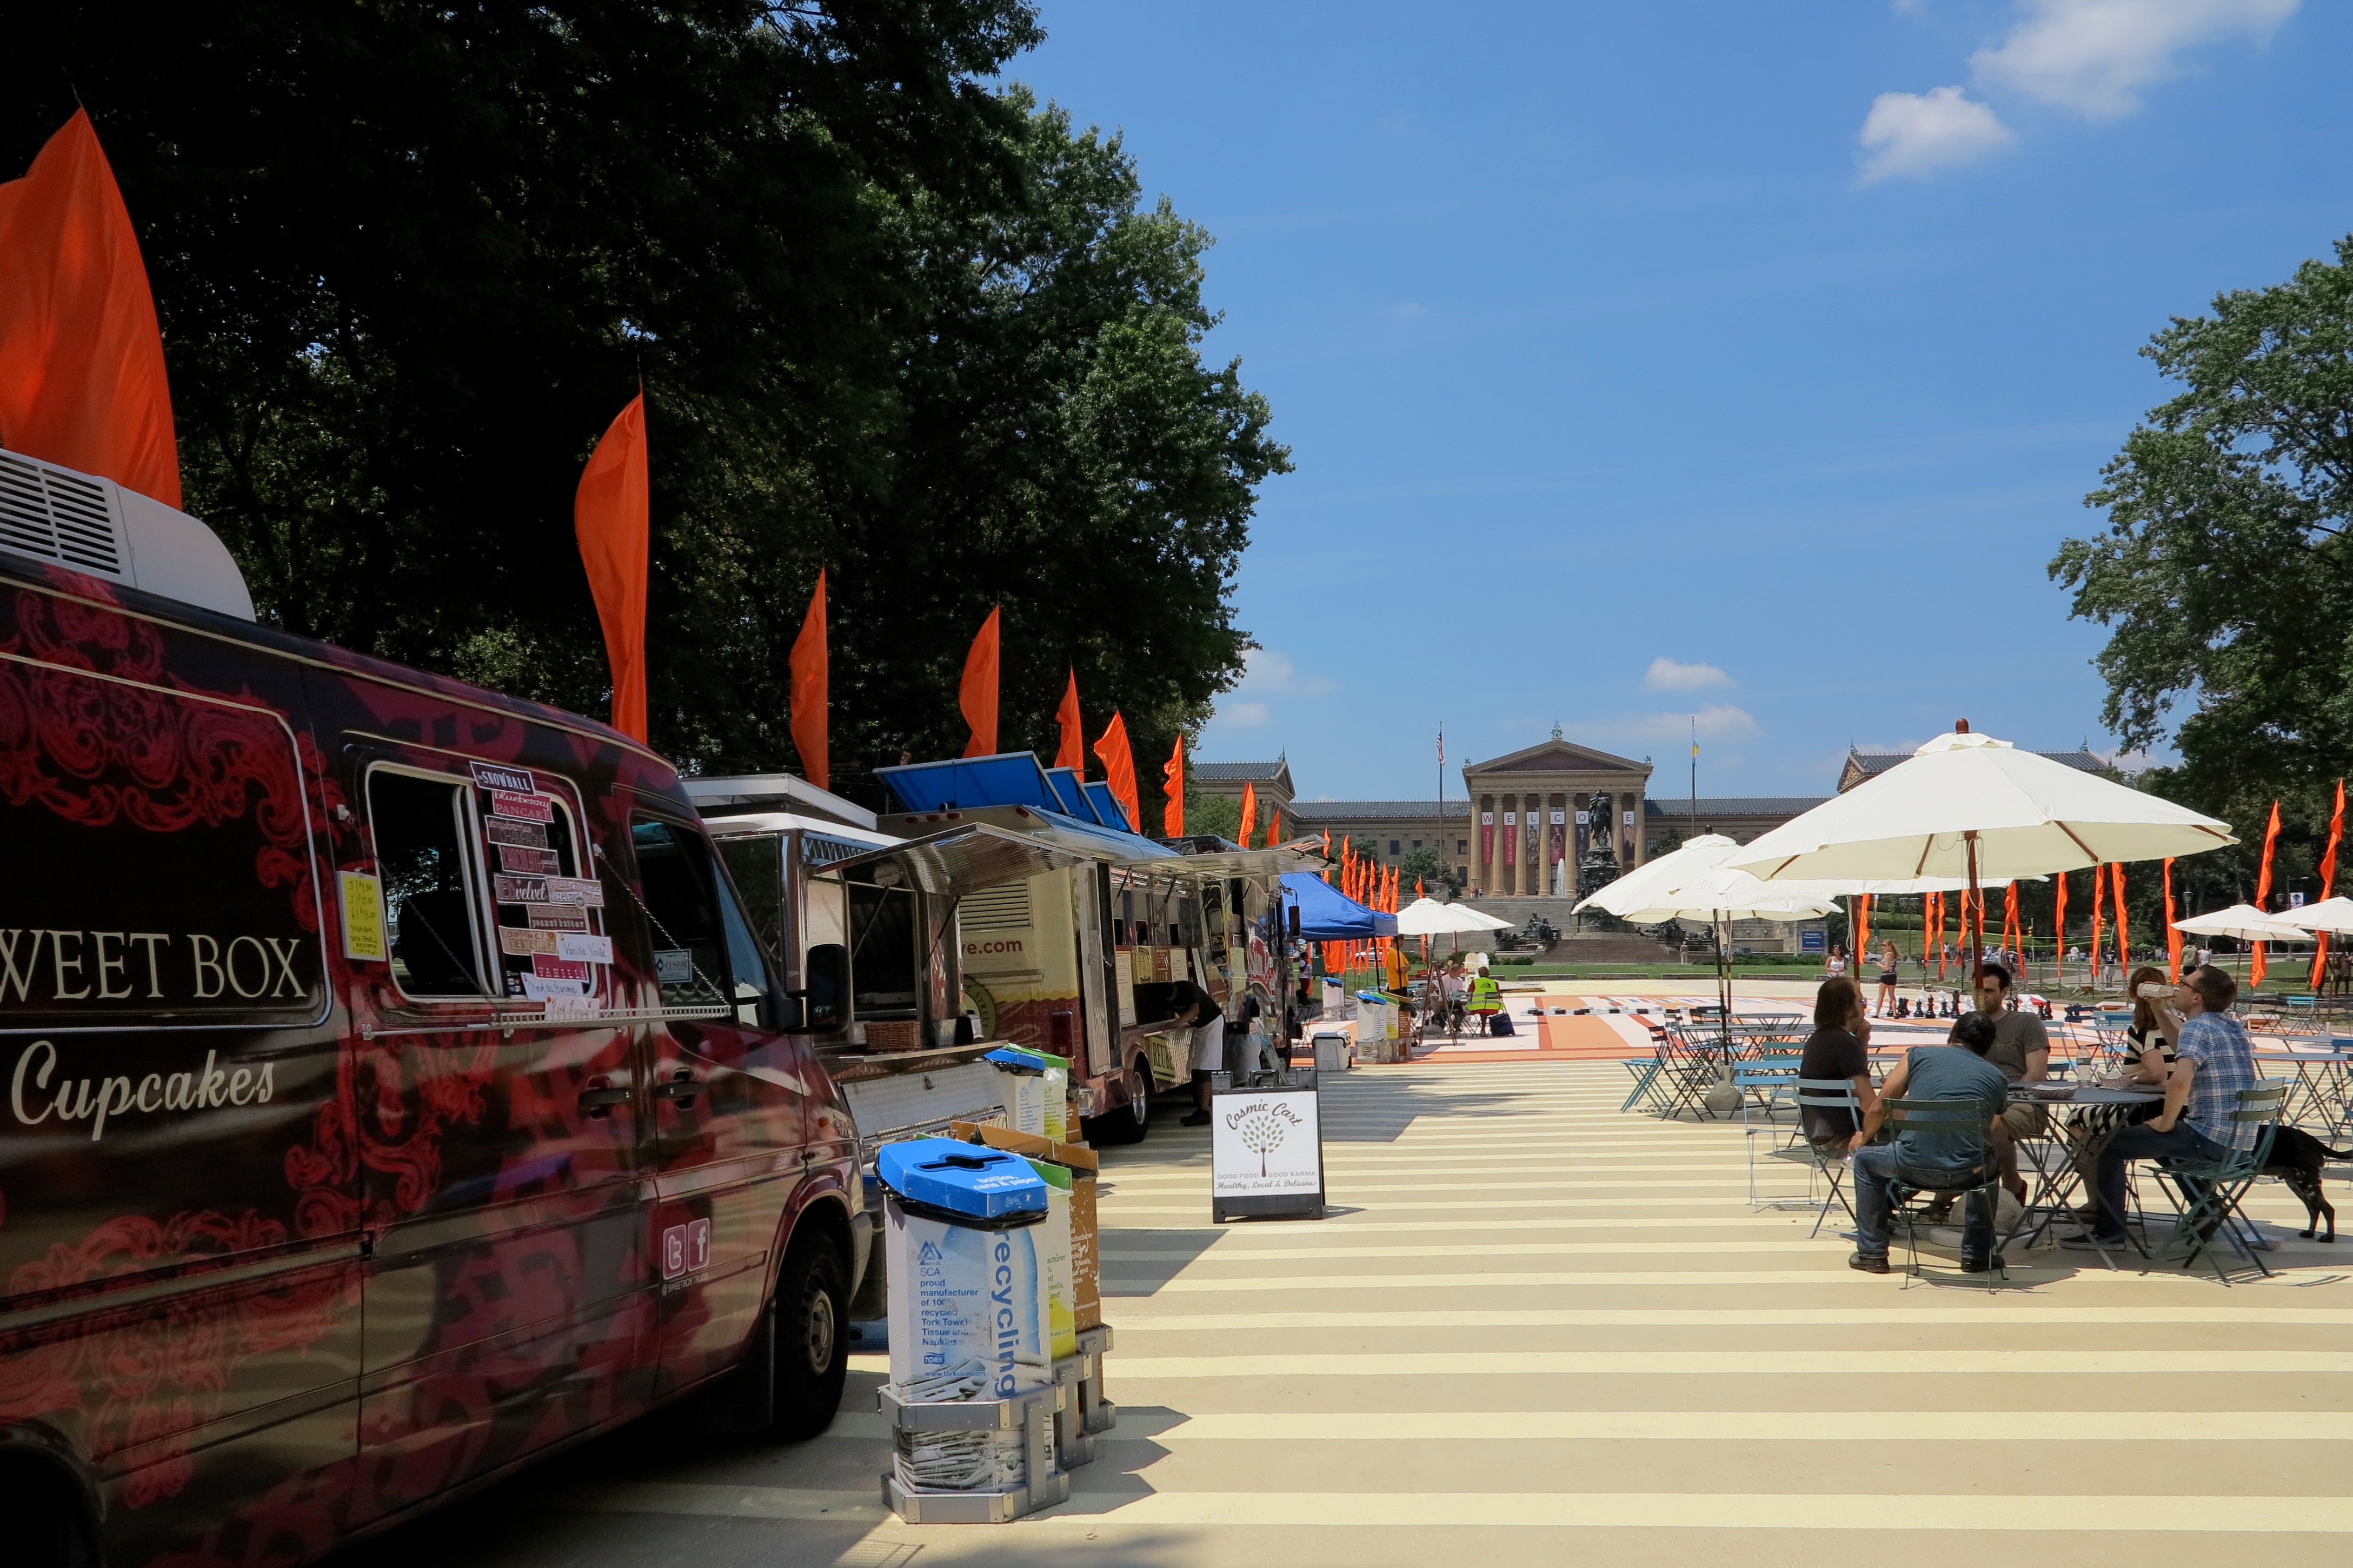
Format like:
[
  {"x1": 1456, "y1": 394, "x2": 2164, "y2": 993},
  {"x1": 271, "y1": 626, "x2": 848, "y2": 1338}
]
[{"x1": 0, "y1": 446, "x2": 861, "y2": 1568}]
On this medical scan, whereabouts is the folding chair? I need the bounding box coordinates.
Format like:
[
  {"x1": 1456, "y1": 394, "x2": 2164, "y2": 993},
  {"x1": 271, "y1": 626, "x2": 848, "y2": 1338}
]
[
  {"x1": 1774, "y1": 1078, "x2": 1864, "y2": 1236},
  {"x1": 1880, "y1": 1096, "x2": 2009, "y2": 1290},
  {"x1": 2145, "y1": 1082, "x2": 2290, "y2": 1284},
  {"x1": 1620, "y1": 1020, "x2": 1672, "y2": 1114}
]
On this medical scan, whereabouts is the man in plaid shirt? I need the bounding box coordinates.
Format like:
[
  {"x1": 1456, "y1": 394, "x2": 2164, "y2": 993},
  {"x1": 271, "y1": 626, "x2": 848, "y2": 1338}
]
[{"x1": 2070, "y1": 964, "x2": 2259, "y2": 1247}]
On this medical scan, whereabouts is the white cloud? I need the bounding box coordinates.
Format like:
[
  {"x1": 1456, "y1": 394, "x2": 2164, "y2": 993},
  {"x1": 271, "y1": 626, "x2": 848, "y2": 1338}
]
[
  {"x1": 1215, "y1": 700, "x2": 1271, "y2": 729},
  {"x1": 1234, "y1": 649, "x2": 1335, "y2": 698},
  {"x1": 1644, "y1": 656, "x2": 1732, "y2": 692},
  {"x1": 1857, "y1": 86, "x2": 2016, "y2": 183},
  {"x1": 1971, "y1": 0, "x2": 2298, "y2": 119},
  {"x1": 1572, "y1": 703, "x2": 1759, "y2": 746}
]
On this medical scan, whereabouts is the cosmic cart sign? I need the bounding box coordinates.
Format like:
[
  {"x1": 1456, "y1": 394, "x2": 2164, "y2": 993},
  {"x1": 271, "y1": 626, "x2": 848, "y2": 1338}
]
[{"x1": 1210, "y1": 1085, "x2": 1325, "y2": 1222}]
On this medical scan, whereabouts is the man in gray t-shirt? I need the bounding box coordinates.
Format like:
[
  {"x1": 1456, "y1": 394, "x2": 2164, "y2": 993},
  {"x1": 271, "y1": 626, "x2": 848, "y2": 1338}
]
[
  {"x1": 1845, "y1": 1012, "x2": 2009, "y2": 1275},
  {"x1": 1976, "y1": 962, "x2": 2047, "y2": 1202}
]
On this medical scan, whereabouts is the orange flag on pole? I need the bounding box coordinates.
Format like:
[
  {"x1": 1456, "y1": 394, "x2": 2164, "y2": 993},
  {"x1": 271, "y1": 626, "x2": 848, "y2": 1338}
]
[
  {"x1": 2314, "y1": 782, "x2": 2345, "y2": 989},
  {"x1": 1054, "y1": 670, "x2": 1085, "y2": 777},
  {"x1": 2253, "y1": 799, "x2": 2282, "y2": 989},
  {"x1": 959, "y1": 607, "x2": 1001, "y2": 757},
  {"x1": 2164, "y1": 858, "x2": 2182, "y2": 981},
  {"x1": 0, "y1": 110, "x2": 182, "y2": 507},
  {"x1": 1093, "y1": 711, "x2": 1140, "y2": 832},
  {"x1": 2109, "y1": 863, "x2": 2129, "y2": 973},
  {"x1": 1239, "y1": 782, "x2": 1258, "y2": 848},
  {"x1": 2005, "y1": 880, "x2": 2020, "y2": 966},
  {"x1": 2053, "y1": 873, "x2": 2068, "y2": 984},
  {"x1": 788, "y1": 569, "x2": 828, "y2": 790},
  {"x1": 2090, "y1": 864, "x2": 2106, "y2": 980},
  {"x1": 1161, "y1": 735, "x2": 1185, "y2": 838},
  {"x1": 1267, "y1": 807, "x2": 1281, "y2": 845},
  {"x1": 574, "y1": 392, "x2": 649, "y2": 742}
]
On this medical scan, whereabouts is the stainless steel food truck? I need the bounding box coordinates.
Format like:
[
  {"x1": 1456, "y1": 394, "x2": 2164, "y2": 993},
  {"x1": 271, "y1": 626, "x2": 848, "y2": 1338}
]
[{"x1": 695, "y1": 754, "x2": 1312, "y2": 1148}]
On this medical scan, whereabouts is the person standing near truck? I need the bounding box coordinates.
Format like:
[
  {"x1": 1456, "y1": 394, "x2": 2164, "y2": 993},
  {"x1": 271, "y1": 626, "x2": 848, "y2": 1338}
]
[{"x1": 1174, "y1": 982, "x2": 1227, "y2": 1127}]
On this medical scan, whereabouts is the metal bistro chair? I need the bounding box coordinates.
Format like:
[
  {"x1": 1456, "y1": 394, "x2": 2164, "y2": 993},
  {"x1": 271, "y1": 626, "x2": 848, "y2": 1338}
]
[
  {"x1": 1880, "y1": 1096, "x2": 2009, "y2": 1290},
  {"x1": 1769, "y1": 1078, "x2": 1865, "y2": 1236},
  {"x1": 2146, "y1": 1081, "x2": 2290, "y2": 1284},
  {"x1": 1620, "y1": 1019, "x2": 1675, "y2": 1114},
  {"x1": 1739, "y1": 1061, "x2": 1808, "y2": 1210}
]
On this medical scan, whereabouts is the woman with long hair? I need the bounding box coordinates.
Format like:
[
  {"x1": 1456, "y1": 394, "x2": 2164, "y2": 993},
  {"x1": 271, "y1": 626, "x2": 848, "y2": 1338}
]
[
  {"x1": 2062, "y1": 963, "x2": 2180, "y2": 1208},
  {"x1": 1874, "y1": 940, "x2": 1900, "y2": 1018}
]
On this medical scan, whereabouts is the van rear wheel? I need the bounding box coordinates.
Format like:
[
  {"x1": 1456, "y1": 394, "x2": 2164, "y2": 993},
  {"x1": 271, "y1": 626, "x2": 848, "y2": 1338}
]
[
  {"x1": 769, "y1": 1235, "x2": 848, "y2": 1440},
  {"x1": 0, "y1": 1462, "x2": 96, "y2": 1568},
  {"x1": 1085, "y1": 1057, "x2": 1153, "y2": 1145}
]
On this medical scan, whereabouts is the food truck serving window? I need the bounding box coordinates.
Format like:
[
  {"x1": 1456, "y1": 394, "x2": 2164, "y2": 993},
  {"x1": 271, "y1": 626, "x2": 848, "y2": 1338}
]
[
  {"x1": 371, "y1": 768, "x2": 495, "y2": 1000},
  {"x1": 632, "y1": 817, "x2": 774, "y2": 1024},
  {"x1": 848, "y1": 875, "x2": 917, "y2": 1017}
]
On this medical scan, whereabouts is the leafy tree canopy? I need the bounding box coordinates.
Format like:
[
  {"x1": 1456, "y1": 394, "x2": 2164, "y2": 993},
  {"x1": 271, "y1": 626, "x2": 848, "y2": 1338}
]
[
  {"x1": 10, "y1": 2, "x2": 1286, "y2": 812},
  {"x1": 2051, "y1": 235, "x2": 2353, "y2": 814}
]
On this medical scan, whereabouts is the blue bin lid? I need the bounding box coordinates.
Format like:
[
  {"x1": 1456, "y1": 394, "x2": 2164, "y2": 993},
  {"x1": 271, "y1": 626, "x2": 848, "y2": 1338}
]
[
  {"x1": 984, "y1": 1046, "x2": 1047, "y2": 1077},
  {"x1": 875, "y1": 1138, "x2": 1049, "y2": 1218}
]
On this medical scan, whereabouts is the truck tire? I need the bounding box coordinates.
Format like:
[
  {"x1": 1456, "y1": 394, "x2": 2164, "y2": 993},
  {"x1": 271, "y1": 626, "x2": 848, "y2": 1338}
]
[
  {"x1": 1085, "y1": 1055, "x2": 1153, "y2": 1145},
  {"x1": 769, "y1": 1234, "x2": 849, "y2": 1440},
  {"x1": 1, "y1": 1462, "x2": 96, "y2": 1568}
]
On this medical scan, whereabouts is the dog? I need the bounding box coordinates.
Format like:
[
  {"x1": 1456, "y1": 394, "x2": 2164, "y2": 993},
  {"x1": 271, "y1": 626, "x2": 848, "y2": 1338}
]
[{"x1": 2263, "y1": 1125, "x2": 2353, "y2": 1242}]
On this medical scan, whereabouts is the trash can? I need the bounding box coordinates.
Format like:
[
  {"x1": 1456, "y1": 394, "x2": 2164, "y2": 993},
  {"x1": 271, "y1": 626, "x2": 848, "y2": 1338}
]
[
  {"x1": 984, "y1": 1046, "x2": 1049, "y2": 1137},
  {"x1": 876, "y1": 1139, "x2": 1063, "y2": 1516},
  {"x1": 1311, "y1": 1031, "x2": 1350, "y2": 1073}
]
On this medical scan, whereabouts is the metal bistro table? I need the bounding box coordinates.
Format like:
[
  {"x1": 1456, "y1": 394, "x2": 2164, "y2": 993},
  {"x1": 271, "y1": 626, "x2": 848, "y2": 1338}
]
[
  {"x1": 2251, "y1": 1045, "x2": 2353, "y2": 1141},
  {"x1": 2001, "y1": 1083, "x2": 2164, "y2": 1267}
]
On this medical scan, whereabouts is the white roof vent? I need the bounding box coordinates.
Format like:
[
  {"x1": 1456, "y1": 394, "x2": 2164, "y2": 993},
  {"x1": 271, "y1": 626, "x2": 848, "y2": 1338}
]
[{"x1": 0, "y1": 446, "x2": 256, "y2": 621}]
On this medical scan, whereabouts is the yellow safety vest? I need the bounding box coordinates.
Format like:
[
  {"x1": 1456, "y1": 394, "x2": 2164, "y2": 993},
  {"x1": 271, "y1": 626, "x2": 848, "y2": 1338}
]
[{"x1": 1468, "y1": 976, "x2": 1501, "y2": 1012}]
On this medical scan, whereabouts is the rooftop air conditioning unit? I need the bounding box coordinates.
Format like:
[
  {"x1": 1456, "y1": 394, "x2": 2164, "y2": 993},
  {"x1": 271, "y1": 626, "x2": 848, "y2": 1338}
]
[{"x1": 0, "y1": 445, "x2": 255, "y2": 620}]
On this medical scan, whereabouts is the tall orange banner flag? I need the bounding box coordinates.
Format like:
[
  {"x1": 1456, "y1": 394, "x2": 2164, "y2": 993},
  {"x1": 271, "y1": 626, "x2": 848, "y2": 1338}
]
[
  {"x1": 2090, "y1": 863, "x2": 2105, "y2": 980},
  {"x1": 2163, "y1": 858, "x2": 2181, "y2": 980},
  {"x1": 2004, "y1": 881, "x2": 2020, "y2": 964},
  {"x1": 574, "y1": 392, "x2": 649, "y2": 742},
  {"x1": 2109, "y1": 863, "x2": 2129, "y2": 974},
  {"x1": 2314, "y1": 782, "x2": 2345, "y2": 990},
  {"x1": 2053, "y1": 872, "x2": 2068, "y2": 983},
  {"x1": 1093, "y1": 712, "x2": 1140, "y2": 832},
  {"x1": 788, "y1": 570, "x2": 828, "y2": 790},
  {"x1": 1239, "y1": 782, "x2": 1258, "y2": 848},
  {"x1": 1054, "y1": 670, "x2": 1085, "y2": 777},
  {"x1": 2253, "y1": 799, "x2": 2282, "y2": 989},
  {"x1": 959, "y1": 608, "x2": 1001, "y2": 758},
  {"x1": 1161, "y1": 735, "x2": 1184, "y2": 838},
  {"x1": 0, "y1": 110, "x2": 182, "y2": 507}
]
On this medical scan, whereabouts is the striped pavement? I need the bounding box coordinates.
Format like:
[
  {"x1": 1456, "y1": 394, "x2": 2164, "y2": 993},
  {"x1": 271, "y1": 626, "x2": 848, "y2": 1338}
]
[{"x1": 506, "y1": 1057, "x2": 2353, "y2": 1567}]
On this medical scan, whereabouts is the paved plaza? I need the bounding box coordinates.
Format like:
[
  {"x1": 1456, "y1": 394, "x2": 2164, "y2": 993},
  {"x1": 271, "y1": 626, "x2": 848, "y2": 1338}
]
[{"x1": 338, "y1": 999, "x2": 2353, "y2": 1568}]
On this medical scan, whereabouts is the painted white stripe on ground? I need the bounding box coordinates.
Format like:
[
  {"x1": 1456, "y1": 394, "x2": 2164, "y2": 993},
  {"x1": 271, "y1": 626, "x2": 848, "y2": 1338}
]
[
  {"x1": 1111, "y1": 1351, "x2": 2353, "y2": 1378},
  {"x1": 1105, "y1": 1306, "x2": 2353, "y2": 1329},
  {"x1": 1100, "y1": 1269, "x2": 1976, "y2": 1292},
  {"x1": 1140, "y1": 1411, "x2": 2353, "y2": 1442}
]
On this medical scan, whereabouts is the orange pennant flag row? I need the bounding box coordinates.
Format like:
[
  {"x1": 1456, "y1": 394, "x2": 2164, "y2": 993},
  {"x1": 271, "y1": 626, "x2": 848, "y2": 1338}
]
[
  {"x1": 959, "y1": 607, "x2": 1001, "y2": 758},
  {"x1": 574, "y1": 393, "x2": 650, "y2": 743},
  {"x1": 1162, "y1": 734, "x2": 1184, "y2": 838},
  {"x1": 0, "y1": 110, "x2": 182, "y2": 508},
  {"x1": 788, "y1": 570, "x2": 828, "y2": 790},
  {"x1": 1093, "y1": 711, "x2": 1140, "y2": 833}
]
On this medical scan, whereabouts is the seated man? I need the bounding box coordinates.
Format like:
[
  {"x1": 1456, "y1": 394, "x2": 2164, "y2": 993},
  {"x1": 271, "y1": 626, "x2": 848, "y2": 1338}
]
[
  {"x1": 1975, "y1": 961, "x2": 2049, "y2": 1205},
  {"x1": 2068, "y1": 963, "x2": 2258, "y2": 1249},
  {"x1": 1846, "y1": 1011, "x2": 2009, "y2": 1275}
]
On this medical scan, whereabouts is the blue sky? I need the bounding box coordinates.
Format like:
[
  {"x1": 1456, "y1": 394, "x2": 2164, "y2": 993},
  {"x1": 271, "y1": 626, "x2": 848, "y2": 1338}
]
[{"x1": 1015, "y1": 0, "x2": 2353, "y2": 804}]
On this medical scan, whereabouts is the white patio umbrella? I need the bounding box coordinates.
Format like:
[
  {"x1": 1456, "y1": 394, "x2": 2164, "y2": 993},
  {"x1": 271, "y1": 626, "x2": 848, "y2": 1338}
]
[
  {"x1": 1578, "y1": 837, "x2": 1841, "y2": 1026},
  {"x1": 1727, "y1": 723, "x2": 2236, "y2": 976},
  {"x1": 2280, "y1": 896, "x2": 2353, "y2": 936},
  {"x1": 1394, "y1": 897, "x2": 1511, "y2": 951},
  {"x1": 2171, "y1": 904, "x2": 2311, "y2": 942}
]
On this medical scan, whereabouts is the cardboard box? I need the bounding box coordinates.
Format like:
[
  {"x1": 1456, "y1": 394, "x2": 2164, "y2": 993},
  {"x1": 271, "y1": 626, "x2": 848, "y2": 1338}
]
[{"x1": 950, "y1": 1121, "x2": 1100, "y2": 1332}]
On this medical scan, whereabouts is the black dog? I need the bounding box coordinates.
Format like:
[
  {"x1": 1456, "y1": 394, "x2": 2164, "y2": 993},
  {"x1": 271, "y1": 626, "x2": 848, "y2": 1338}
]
[{"x1": 2264, "y1": 1126, "x2": 2353, "y2": 1242}]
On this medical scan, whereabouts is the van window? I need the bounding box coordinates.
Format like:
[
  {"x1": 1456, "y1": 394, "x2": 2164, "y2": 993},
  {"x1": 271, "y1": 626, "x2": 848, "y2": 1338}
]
[
  {"x1": 632, "y1": 817, "x2": 773, "y2": 1024},
  {"x1": 370, "y1": 769, "x2": 491, "y2": 998},
  {"x1": 716, "y1": 834, "x2": 783, "y2": 958},
  {"x1": 848, "y1": 879, "x2": 917, "y2": 1016},
  {"x1": 486, "y1": 796, "x2": 605, "y2": 1005}
]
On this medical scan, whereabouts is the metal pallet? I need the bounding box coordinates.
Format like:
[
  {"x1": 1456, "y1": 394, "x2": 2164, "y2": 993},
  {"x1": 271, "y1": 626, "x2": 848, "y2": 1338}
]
[{"x1": 879, "y1": 1381, "x2": 1071, "y2": 1524}]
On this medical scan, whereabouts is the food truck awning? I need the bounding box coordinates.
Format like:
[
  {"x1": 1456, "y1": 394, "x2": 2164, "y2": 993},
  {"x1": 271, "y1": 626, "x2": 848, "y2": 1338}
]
[
  {"x1": 1120, "y1": 846, "x2": 1319, "y2": 879},
  {"x1": 875, "y1": 753, "x2": 1063, "y2": 815},
  {"x1": 701, "y1": 811, "x2": 899, "y2": 866},
  {"x1": 815, "y1": 823, "x2": 1089, "y2": 898}
]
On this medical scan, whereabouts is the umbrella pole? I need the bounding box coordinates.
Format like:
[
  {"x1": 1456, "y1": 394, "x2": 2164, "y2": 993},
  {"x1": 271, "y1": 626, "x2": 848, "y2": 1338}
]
[
  {"x1": 1716, "y1": 910, "x2": 1731, "y2": 1045},
  {"x1": 1966, "y1": 830, "x2": 1984, "y2": 984}
]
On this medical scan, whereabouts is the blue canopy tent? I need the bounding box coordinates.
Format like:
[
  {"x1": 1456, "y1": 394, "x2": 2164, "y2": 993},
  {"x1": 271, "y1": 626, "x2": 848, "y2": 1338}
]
[{"x1": 1282, "y1": 871, "x2": 1396, "y2": 942}]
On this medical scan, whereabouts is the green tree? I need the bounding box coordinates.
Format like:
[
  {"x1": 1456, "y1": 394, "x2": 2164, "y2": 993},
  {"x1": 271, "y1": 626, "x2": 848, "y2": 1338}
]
[
  {"x1": 2051, "y1": 236, "x2": 2353, "y2": 811},
  {"x1": 1397, "y1": 845, "x2": 1462, "y2": 898},
  {"x1": 10, "y1": 3, "x2": 1285, "y2": 815}
]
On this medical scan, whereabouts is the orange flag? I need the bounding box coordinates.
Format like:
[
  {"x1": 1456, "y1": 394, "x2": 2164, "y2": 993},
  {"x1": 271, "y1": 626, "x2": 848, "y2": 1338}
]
[
  {"x1": 2090, "y1": 863, "x2": 2106, "y2": 979},
  {"x1": 2253, "y1": 799, "x2": 2282, "y2": 989},
  {"x1": 2314, "y1": 782, "x2": 2345, "y2": 989},
  {"x1": 959, "y1": 607, "x2": 1001, "y2": 757},
  {"x1": 788, "y1": 570, "x2": 828, "y2": 790},
  {"x1": 2109, "y1": 863, "x2": 2129, "y2": 975},
  {"x1": 574, "y1": 392, "x2": 649, "y2": 742},
  {"x1": 1093, "y1": 711, "x2": 1140, "y2": 832},
  {"x1": 2053, "y1": 873, "x2": 2068, "y2": 983},
  {"x1": 1054, "y1": 669, "x2": 1085, "y2": 777},
  {"x1": 2005, "y1": 881, "x2": 2021, "y2": 966},
  {"x1": 2164, "y1": 858, "x2": 2181, "y2": 981},
  {"x1": 1239, "y1": 781, "x2": 1258, "y2": 848},
  {"x1": 0, "y1": 110, "x2": 181, "y2": 507},
  {"x1": 1856, "y1": 895, "x2": 1872, "y2": 966},
  {"x1": 1161, "y1": 734, "x2": 1184, "y2": 837},
  {"x1": 1267, "y1": 808, "x2": 1281, "y2": 845}
]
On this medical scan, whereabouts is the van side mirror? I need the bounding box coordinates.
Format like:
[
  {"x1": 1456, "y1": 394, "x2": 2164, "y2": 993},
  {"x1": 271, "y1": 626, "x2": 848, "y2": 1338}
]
[
  {"x1": 1288, "y1": 904, "x2": 1301, "y2": 938},
  {"x1": 796, "y1": 943, "x2": 848, "y2": 1033}
]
